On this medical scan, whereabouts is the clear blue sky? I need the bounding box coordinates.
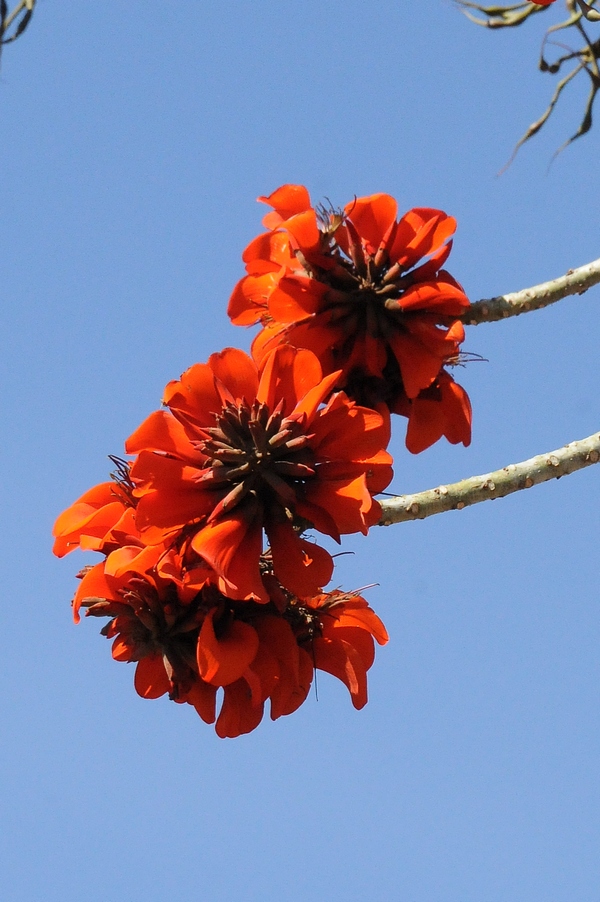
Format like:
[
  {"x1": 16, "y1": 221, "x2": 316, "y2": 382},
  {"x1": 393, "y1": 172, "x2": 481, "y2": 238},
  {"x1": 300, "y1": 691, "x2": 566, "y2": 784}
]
[{"x1": 2, "y1": 3, "x2": 599, "y2": 900}]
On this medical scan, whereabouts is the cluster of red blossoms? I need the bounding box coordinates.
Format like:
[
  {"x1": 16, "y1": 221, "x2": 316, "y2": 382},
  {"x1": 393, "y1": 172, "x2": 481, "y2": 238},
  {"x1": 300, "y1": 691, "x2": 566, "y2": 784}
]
[
  {"x1": 54, "y1": 186, "x2": 473, "y2": 737},
  {"x1": 229, "y1": 185, "x2": 472, "y2": 454}
]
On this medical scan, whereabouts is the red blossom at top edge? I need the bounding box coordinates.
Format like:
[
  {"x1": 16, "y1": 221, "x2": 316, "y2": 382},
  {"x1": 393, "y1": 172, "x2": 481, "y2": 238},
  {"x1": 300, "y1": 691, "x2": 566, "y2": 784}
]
[{"x1": 228, "y1": 185, "x2": 472, "y2": 453}]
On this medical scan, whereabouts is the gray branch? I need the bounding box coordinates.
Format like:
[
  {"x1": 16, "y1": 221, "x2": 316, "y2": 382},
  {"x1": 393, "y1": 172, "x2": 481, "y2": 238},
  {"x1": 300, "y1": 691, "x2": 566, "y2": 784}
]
[
  {"x1": 463, "y1": 256, "x2": 600, "y2": 325},
  {"x1": 379, "y1": 432, "x2": 600, "y2": 525}
]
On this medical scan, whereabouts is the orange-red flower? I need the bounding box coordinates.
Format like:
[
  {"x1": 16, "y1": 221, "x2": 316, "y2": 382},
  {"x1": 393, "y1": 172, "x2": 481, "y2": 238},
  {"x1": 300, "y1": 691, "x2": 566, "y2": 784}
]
[
  {"x1": 228, "y1": 185, "x2": 472, "y2": 452},
  {"x1": 125, "y1": 345, "x2": 393, "y2": 603},
  {"x1": 52, "y1": 459, "x2": 134, "y2": 558},
  {"x1": 75, "y1": 555, "x2": 388, "y2": 739}
]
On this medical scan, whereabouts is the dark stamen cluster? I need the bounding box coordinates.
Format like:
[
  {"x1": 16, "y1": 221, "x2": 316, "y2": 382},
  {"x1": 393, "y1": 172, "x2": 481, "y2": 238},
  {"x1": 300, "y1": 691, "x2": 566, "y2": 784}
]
[
  {"x1": 197, "y1": 400, "x2": 316, "y2": 519},
  {"x1": 82, "y1": 576, "x2": 203, "y2": 687},
  {"x1": 296, "y1": 217, "x2": 421, "y2": 341},
  {"x1": 109, "y1": 454, "x2": 137, "y2": 507}
]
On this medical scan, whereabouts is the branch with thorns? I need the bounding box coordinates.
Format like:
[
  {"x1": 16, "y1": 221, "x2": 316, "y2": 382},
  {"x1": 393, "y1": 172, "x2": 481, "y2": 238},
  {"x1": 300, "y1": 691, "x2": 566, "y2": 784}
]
[
  {"x1": 455, "y1": 0, "x2": 600, "y2": 164},
  {"x1": 463, "y1": 255, "x2": 600, "y2": 323},
  {"x1": 379, "y1": 431, "x2": 600, "y2": 525}
]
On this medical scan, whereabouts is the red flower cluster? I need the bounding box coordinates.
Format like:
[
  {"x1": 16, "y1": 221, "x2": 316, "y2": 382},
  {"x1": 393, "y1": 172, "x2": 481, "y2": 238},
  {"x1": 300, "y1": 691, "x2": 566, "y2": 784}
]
[
  {"x1": 72, "y1": 556, "x2": 387, "y2": 738},
  {"x1": 55, "y1": 184, "x2": 478, "y2": 737},
  {"x1": 54, "y1": 346, "x2": 392, "y2": 736},
  {"x1": 228, "y1": 185, "x2": 472, "y2": 453}
]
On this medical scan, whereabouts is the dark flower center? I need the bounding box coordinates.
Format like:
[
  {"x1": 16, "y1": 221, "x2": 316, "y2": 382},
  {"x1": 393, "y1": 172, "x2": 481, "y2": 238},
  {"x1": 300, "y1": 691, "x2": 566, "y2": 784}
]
[
  {"x1": 83, "y1": 577, "x2": 203, "y2": 681},
  {"x1": 295, "y1": 222, "x2": 420, "y2": 340},
  {"x1": 198, "y1": 399, "x2": 316, "y2": 518}
]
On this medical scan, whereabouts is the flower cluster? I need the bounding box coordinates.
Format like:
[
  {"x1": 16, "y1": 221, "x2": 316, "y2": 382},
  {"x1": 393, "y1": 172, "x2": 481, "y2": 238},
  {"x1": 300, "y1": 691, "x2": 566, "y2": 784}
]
[
  {"x1": 228, "y1": 185, "x2": 472, "y2": 453},
  {"x1": 55, "y1": 185, "x2": 474, "y2": 737},
  {"x1": 71, "y1": 553, "x2": 387, "y2": 739},
  {"x1": 54, "y1": 345, "x2": 392, "y2": 736}
]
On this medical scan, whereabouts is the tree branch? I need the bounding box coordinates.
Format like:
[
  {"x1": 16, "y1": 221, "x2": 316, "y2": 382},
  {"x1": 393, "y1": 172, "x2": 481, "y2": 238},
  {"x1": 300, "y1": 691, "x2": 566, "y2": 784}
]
[
  {"x1": 378, "y1": 432, "x2": 600, "y2": 525},
  {"x1": 462, "y1": 256, "x2": 600, "y2": 324}
]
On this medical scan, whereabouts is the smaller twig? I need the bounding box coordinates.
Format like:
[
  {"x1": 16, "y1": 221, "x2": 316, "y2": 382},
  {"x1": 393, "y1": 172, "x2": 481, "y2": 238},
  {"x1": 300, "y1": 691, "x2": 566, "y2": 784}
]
[
  {"x1": 454, "y1": 1, "x2": 543, "y2": 28},
  {"x1": 577, "y1": 0, "x2": 600, "y2": 22},
  {"x1": 499, "y1": 61, "x2": 584, "y2": 171},
  {"x1": 1, "y1": 0, "x2": 35, "y2": 46},
  {"x1": 463, "y1": 256, "x2": 600, "y2": 324},
  {"x1": 379, "y1": 432, "x2": 600, "y2": 525}
]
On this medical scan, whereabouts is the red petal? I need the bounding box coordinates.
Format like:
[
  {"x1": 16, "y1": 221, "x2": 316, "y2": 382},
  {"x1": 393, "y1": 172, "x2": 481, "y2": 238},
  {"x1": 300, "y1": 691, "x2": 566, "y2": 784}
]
[
  {"x1": 268, "y1": 275, "x2": 327, "y2": 323},
  {"x1": 242, "y1": 643, "x2": 280, "y2": 706},
  {"x1": 126, "y1": 410, "x2": 203, "y2": 462},
  {"x1": 216, "y1": 679, "x2": 265, "y2": 738},
  {"x1": 257, "y1": 345, "x2": 323, "y2": 415},
  {"x1": 311, "y1": 636, "x2": 368, "y2": 709},
  {"x1": 208, "y1": 347, "x2": 259, "y2": 404},
  {"x1": 181, "y1": 679, "x2": 217, "y2": 724},
  {"x1": 197, "y1": 608, "x2": 260, "y2": 686},
  {"x1": 72, "y1": 561, "x2": 118, "y2": 624},
  {"x1": 258, "y1": 184, "x2": 312, "y2": 228},
  {"x1": 242, "y1": 230, "x2": 296, "y2": 269},
  {"x1": 267, "y1": 521, "x2": 334, "y2": 596},
  {"x1": 228, "y1": 273, "x2": 275, "y2": 325},
  {"x1": 283, "y1": 209, "x2": 321, "y2": 253},
  {"x1": 389, "y1": 331, "x2": 444, "y2": 398},
  {"x1": 162, "y1": 362, "x2": 223, "y2": 427},
  {"x1": 345, "y1": 193, "x2": 398, "y2": 253},
  {"x1": 270, "y1": 646, "x2": 313, "y2": 720},
  {"x1": 191, "y1": 510, "x2": 267, "y2": 601},
  {"x1": 134, "y1": 654, "x2": 171, "y2": 699}
]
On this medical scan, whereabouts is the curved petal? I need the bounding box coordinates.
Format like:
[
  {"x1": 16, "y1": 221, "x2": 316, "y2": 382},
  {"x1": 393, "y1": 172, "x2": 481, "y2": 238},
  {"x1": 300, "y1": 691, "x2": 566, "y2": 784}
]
[
  {"x1": 242, "y1": 229, "x2": 296, "y2": 269},
  {"x1": 323, "y1": 599, "x2": 389, "y2": 646},
  {"x1": 180, "y1": 679, "x2": 217, "y2": 724},
  {"x1": 242, "y1": 643, "x2": 280, "y2": 706},
  {"x1": 270, "y1": 645, "x2": 313, "y2": 720},
  {"x1": 72, "y1": 561, "x2": 118, "y2": 623},
  {"x1": 389, "y1": 331, "x2": 444, "y2": 399},
  {"x1": 268, "y1": 275, "x2": 327, "y2": 323},
  {"x1": 228, "y1": 273, "x2": 275, "y2": 325},
  {"x1": 197, "y1": 608, "x2": 260, "y2": 687},
  {"x1": 311, "y1": 636, "x2": 368, "y2": 709},
  {"x1": 134, "y1": 654, "x2": 171, "y2": 699},
  {"x1": 162, "y1": 362, "x2": 223, "y2": 426},
  {"x1": 208, "y1": 347, "x2": 259, "y2": 404},
  {"x1": 267, "y1": 521, "x2": 334, "y2": 597},
  {"x1": 322, "y1": 623, "x2": 375, "y2": 669},
  {"x1": 283, "y1": 209, "x2": 321, "y2": 254},
  {"x1": 258, "y1": 184, "x2": 312, "y2": 228},
  {"x1": 126, "y1": 410, "x2": 204, "y2": 462},
  {"x1": 53, "y1": 499, "x2": 126, "y2": 557},
  {"x1": 191, "y1": 508, "x2": 267, "y2": 601},
  {"x1": 216, "y1": 679, "x2": 265, "y2": 738},
  {"x1": 397, "y1": 279, "x2": 470, "y2": 315},
  {"x1": 305, "y1": 474, "x2": 375, "y2": 536},
  {"x1": 310, "y1": 395, "x2": 391, "y2": 462},
  {"x1": 257, "y1": 345, "x2": 323, "y2": 415},
  {"x1": 345, "y1": 193, "x2": 398, "y2": 252}
]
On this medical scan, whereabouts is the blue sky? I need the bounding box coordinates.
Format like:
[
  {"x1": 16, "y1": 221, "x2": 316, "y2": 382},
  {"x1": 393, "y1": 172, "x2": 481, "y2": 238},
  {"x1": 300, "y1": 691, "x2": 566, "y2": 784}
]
[{"x1": 2, "y1": 3, "x2": 599, "y2": 900}]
